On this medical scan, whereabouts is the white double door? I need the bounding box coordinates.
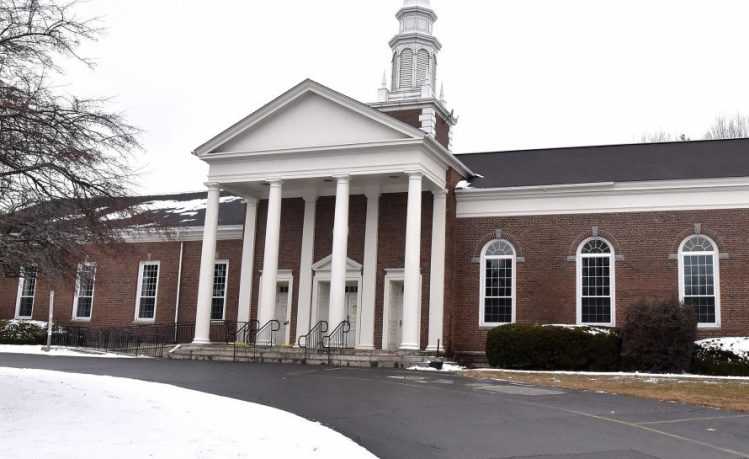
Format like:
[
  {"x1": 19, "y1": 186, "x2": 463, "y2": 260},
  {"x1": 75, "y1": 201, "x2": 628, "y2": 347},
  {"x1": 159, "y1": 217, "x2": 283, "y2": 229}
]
[
  {"x1": 315, "y1": 281, "x2": 358, "y2": 348},
  {"x1": 274, "y1": 284, "x2": 290, "y2": 345}
]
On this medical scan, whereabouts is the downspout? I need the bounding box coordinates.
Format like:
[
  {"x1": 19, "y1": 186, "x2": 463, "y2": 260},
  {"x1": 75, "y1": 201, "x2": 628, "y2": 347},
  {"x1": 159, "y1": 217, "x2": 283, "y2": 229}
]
[{"x1": 174, "y1": 229, "x2": 185, "y2": 329}]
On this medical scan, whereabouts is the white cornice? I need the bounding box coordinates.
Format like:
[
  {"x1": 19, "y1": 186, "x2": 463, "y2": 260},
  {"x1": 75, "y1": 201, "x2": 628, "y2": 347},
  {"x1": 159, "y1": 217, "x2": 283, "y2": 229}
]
[
  {"x1": 456, "y1": 177, "x2": 749, "y2": 218},
  {"x1": 120, "y1": 225, "x2": 244, "y2": 243}
]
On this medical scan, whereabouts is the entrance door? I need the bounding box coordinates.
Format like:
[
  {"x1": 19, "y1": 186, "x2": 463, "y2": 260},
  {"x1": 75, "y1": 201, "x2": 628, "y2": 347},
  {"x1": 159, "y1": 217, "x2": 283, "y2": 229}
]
[
  {"x1": 388, "y1": 282, "x2": 404, "y2": 351},
  {"x1": 275, "y1": 284, "x2": 289, "y2": 345},
  {"x1": 344, "y1": 285, "x2": 358, "y2": 348},
  {"x1": 316, "y1": 282, "x2": 330, "y2": 326}
]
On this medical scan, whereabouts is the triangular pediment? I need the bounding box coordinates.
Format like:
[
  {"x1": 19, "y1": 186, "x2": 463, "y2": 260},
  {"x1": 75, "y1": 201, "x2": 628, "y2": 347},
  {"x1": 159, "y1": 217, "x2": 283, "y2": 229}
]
[
  {"x1": 195, "y1": 79, "x2": 425, "y2": 155},
  {"x1": 312, "y1": 255, "x2": 363, "y2": 273}
]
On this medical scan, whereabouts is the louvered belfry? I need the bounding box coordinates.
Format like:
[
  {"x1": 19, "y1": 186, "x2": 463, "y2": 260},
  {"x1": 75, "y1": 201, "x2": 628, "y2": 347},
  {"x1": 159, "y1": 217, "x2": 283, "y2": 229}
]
[{"x1": 373, "y1": 0, "x2": 457, "y2": 150}]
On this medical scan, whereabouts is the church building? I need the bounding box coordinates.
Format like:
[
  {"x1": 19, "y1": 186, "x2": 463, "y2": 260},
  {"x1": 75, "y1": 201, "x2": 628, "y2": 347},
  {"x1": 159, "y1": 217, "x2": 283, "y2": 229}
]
[{"x1": 3, "y1": 0, "x2": 749, "y2": 361}]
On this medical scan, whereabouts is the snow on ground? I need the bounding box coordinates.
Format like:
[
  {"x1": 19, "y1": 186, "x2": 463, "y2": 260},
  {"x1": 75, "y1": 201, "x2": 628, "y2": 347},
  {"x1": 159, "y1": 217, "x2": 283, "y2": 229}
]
[
  {"x1": 697, "y1": 337, "x2": 749, "y2": 360},
  {"x1": 541, "y1": 324, "x2": 614, "y2": 335},
  {"x1": 0, "y1": 368, "x2": 377, "y2": 459},
  {"x1": 467, "y1": 368, "x2": 749, "y2": 381},
  {"x1": 1, "y1": 319, "x2": 48, "y2": 329},
  {"x1": 408, "y1": 361, "x2": 465, "y2": 372},
  {"x1": 0, "y1": 345, "x2": 135, "y2": 358}
]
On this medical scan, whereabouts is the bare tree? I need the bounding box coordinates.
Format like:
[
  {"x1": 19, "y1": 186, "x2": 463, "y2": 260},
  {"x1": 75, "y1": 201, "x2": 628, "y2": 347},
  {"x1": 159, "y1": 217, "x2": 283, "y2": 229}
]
[
  {"x1": 704, "y1": 114, "x2": 749, "y2": 140},
  {"x1": 639, "y1": 130, "x2": 690, "y2": 143},
  {"x1": 0, "y1": 0, "x2": 141, "y2": 279}
]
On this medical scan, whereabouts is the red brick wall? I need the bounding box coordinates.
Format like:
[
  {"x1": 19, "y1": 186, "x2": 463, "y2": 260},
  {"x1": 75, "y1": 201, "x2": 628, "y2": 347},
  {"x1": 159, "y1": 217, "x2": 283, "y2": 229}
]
[
  {"x1": 0, "y1": 240, "x2": 243, "y2": 328},
  {"x1": 381, "y1": 108, "x2": 452, "y2": 150},
  {"x1": 452, "y1": 209, "x2": 749, "y2": 352}
]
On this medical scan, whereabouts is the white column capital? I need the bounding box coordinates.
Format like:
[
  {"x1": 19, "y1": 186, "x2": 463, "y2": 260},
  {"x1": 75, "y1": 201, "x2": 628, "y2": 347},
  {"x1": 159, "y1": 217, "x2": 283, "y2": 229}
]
[
  {"x1": 364, "y1": 185, "x2": 381, "y2": 200},
  {"x1": 406, "y1": 171, "x2": 423, "y2": 181},
  {"x1": 266, "y1": 178, "x2": 283, "y2": 188},
  {"x1": 243, "y1": 196, "x2": 259, "y2": 206},
  {"x1": 302, "y1": 190, "x2": 319, "y2": 203},
  {"x1": 204, "y1": 182, "x2": 221, "y2": 191},
  {"x1": 433, "y1": 188, "x2": 447, "y2": 199},
  {"x1": 333, "y1": 174, "x2": 350, "y2": 184}
]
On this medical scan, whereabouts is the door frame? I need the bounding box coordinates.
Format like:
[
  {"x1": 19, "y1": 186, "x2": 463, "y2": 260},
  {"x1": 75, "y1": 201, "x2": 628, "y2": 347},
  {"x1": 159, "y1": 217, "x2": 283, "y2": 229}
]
[
  {"x1": 381, "y1": 269, "x2": 422, "y2": 351},
  {"x1": 258, "y1": 269, "x2": 294, "y2": 345},
  {"x1": 310, "y1": 256, "x2": 363, "y2": 347}
]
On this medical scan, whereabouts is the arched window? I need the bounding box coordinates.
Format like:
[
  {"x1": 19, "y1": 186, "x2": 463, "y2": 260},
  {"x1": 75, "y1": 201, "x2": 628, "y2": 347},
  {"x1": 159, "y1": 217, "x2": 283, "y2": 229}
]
[
  {"x1": 480, "y1": 240, "x2": 516, "y2": 326},
  {"x1": 577, "y1": 238, "x2": 615, "y2": 325},
  {"x1": 398, "y1": 49, "x2": 414, "y2": 90},
  {"x1": 679, "y1": 235, "x2": 720, "y2": 327},
  {"x1": 415, "y1": 49, "x2": 430, "y2": 87}
]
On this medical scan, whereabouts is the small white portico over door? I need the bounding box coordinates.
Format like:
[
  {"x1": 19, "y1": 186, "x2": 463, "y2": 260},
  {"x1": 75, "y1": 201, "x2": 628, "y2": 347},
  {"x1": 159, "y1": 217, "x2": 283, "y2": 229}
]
[
  {"x1": 309, "y1": 255, "x2": 363, "y2": 348},
  {"x1": 189, "y1": 79, "x2": 472, "y2": 350}
]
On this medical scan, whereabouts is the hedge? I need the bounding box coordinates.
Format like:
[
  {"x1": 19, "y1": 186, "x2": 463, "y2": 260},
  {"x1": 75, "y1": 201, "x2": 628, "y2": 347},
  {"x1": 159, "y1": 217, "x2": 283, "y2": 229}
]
[
  {"x1": 692, "y1": 346, "x2": 749, "y2": 377},
  {"x1": 0, "y1": 320, "x2": 47, "y2": 345},
  {"x1": 486, "y1": 323, "x2": 621, "y2": 371}
]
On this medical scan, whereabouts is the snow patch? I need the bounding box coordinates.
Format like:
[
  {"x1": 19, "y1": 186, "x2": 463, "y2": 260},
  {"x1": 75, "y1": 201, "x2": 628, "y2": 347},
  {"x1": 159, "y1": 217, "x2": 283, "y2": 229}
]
[
  {"x1": 0, "y1": 345, "x2": 134, "y2": 358},
  {"x1": 696, "y1": 337, "x2": 749, "y2": 360},
  {"x1": 455, "y1": 180, "x2": 471, "y2": 190},
  {"x1": 542, "y1": 324, "x2": 615, "y2": 335},
  {"x1": 0, "y1": 368, "x2": 377, "y2": 459},
  {"x1": 102, "y1": 195, "x2": 243, "y2": 221},
  {"x1": 408, "y1": 361, "x2": 465, "y2": 372}
]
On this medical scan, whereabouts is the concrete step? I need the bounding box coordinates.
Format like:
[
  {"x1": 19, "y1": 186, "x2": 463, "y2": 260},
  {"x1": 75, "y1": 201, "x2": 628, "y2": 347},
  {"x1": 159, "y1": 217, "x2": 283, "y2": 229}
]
[{"x1": 167, "y1": 344, "x2": 435, "y2": 368}]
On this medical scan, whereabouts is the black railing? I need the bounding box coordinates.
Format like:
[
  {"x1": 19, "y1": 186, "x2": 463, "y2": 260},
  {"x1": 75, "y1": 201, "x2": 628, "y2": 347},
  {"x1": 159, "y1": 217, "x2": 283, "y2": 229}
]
[
  {"x1": 255, "y1": 320, "x2": 281, "y2": 348},
  {"x1": 49, "y1": 320, "x2": 239, "y2": 357},
  {"x1": 298, "y1": 320, "x2": 328, "y2": 360},
  {"x1": 322, "y1": 320, "x2": 350, "y2": 353},
  {"x1": 230, "y1": 320, "x2": 260, "y2": 361}
]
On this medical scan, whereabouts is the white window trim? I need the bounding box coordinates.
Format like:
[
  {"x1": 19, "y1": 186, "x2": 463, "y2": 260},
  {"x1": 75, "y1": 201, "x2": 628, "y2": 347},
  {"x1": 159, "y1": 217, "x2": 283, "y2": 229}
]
[
  {"x1": 576, "y1": 237, "x2": 616, "y2": 326},
  {"x1": 211, "y1": 260, "x2": 229, "y2": 321},
  {"x1": 72, "y1": 262, "x2": 97, "y2": 322},
  {"x1": 134, "y1": 260, "x2": 160, "y2": 323},
  {"x1": 479, "y1": 240, "x2": 517, "y2": 328},
  {"x1": 678, "y1": 235, "x2": 721, "y2": 329},
  {"x1": 14, "y1": 268, "x2": 37, "y2": 320}
]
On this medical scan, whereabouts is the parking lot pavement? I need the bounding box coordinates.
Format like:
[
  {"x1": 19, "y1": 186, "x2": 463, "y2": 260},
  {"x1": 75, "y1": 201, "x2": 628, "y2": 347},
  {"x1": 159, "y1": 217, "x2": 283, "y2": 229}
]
[{"x1": 1, "y1": 353, "x2": 748, "y2": 459}]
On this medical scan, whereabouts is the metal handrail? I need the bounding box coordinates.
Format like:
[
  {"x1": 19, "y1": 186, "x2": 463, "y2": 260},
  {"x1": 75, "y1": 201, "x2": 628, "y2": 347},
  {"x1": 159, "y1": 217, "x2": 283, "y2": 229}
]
[
  {"x1": 322, "y1": 320, "x2": 350, "y2": 352},
  {"x1": 298, "y1": 321, "x2": 328, "y2": 360},
  {"x1": 255, "y1": 319, "x2": 281, "y2": 348},
  {"x1": 231, "y1": 320, "x2": 260, "y2": 361}
]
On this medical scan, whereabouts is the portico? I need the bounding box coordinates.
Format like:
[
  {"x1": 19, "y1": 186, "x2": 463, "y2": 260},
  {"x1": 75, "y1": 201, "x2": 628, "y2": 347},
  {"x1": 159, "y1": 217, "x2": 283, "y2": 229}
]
[{"x1": 189, "y1": 80, "x2": 466, "y2": 351}]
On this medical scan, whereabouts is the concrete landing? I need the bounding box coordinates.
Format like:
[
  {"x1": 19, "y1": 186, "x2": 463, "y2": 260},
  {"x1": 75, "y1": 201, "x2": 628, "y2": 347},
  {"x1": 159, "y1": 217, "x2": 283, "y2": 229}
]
[{"x1": 167, "y1": 344, "x2": 436, "y2": 368}]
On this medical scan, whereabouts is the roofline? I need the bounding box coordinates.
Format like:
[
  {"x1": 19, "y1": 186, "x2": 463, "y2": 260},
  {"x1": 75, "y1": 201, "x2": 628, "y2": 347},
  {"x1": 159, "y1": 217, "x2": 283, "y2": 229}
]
[
  {"x1": 455, "y1": 137, "x2": 749, "y2": 157},
  {"x1": 192, "y1": 78, "x2": 428, "y2": 157}
]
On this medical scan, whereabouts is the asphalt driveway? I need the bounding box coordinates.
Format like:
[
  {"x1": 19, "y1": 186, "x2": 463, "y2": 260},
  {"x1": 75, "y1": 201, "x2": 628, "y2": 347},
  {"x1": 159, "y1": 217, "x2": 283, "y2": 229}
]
[{"x1": 1, "y1": 354, "x2": 747, "y2": 459}]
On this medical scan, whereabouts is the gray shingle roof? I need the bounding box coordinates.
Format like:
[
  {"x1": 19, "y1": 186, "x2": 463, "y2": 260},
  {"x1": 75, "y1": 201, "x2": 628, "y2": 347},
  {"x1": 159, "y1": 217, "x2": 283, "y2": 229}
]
[{"x1": 457, "y1": 138, "x2": 749, "y2": 189}]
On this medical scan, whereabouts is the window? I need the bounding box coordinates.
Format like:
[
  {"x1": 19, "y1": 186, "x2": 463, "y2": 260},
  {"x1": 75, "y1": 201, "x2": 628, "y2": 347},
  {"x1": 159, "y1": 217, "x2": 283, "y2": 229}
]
[
  {"x1": 480, "y1": 240, "x2": 516, "y2": 326},
  {"x1": 679, "y1": 235, "x2": 720, "y2": 327},
  {"x1": 73, "y1": 263, "x2": 96, "y2": 320},
  {"x1": 15, "y1": 267, "x2": 37, "y2": 319},
  {"x1": 135, "y1": 261, "x2": 159, "y2": 321},
  {"x1": 577, "y1": 238, "x2": 615, "y2": 325},
  {"x1": 211, "y1": 262, "x2": 228, "y2": 321}
]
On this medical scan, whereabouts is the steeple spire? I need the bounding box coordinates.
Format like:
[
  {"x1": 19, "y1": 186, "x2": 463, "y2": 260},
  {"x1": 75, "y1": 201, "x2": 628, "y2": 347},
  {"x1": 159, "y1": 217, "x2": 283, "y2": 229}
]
[{"x1": 371, "y1": 0, "x2": 457, "y2": 151}]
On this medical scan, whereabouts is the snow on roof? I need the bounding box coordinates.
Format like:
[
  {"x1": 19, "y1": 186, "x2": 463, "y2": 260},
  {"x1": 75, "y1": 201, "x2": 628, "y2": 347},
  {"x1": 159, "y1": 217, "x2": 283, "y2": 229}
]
[{"x1": 103, "y1": 192, "x2": 246, "y2": 228}]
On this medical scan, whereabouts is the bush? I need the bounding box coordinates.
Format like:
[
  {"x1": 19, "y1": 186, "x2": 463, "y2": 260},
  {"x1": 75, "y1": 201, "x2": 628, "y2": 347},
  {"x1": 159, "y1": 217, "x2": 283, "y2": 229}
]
[
  {"x1": 486, "y1": 323, "x2": 621, "y2": 371},
  {"x1": 692, "y1": 338, "x2": 749, "y2": 377},
  {"x1": 0, "y1": 320, "x2": 47, "y2": 345},
  {"x1": 620, "y1": 299, "x2": 697, "y2": 373}
]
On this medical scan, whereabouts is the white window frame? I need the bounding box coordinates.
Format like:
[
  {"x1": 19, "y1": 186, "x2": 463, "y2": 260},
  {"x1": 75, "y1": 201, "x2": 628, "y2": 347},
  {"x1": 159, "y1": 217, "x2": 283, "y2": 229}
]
[
  {"x1": 134, "y1": 261, "x2": 160, "y2": 323},
  {"x1": 14, "y1": 267, "x2": 37, "y2": 319},
  {"x1": 576, "y1": 237, "x2": 616, "y2": 326},
  {"x1": 210, "y1": 260, "x2": 229, "y2": 321},
  {"x1": 678, "y1": 235, "x2": 721, "y2": 328},
  {"x1": 479, "y1": 239, "x2": 517, "y2": 327},
  {"x1": 72, "y1": 262, "x2": 97, "y2": 322}
]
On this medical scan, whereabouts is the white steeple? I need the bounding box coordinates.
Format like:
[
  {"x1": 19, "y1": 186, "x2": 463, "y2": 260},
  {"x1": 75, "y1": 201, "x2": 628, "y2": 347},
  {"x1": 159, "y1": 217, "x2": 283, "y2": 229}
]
[
  {"x1": 371, "y1": 0, "x2": 457, "y2": 150},
  {"x1": 385, "y1": 0, "x2": 441, "y2": 100}
]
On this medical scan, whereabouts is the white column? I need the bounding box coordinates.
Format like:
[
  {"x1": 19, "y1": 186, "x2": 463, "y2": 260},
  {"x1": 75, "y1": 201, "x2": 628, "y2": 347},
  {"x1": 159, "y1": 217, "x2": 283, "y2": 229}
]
[
  {"x1": 236, "y1": 197, "x2": 258, "y2": 325},
  {"x1": 294, "y1": 191, "x2": 317, "y2": 344},
  {"x1": 358, "y1": 185, "x2": 380, "y2": 350},
  {"x1": 401, "y1": 173, "x2": 422, "y2": 351},
  {"x1": 193, "y1": 183, "x2": 221, "y2": 344},
  {"x1": 328, "y1": 176, "x2": 350, "y2": 327},
  {"x1": 257, "y1": 179, "x2": 283, "y2": 327},
  {"x1": 427, "y1": 189, "x2": 447, "y2": 352}
]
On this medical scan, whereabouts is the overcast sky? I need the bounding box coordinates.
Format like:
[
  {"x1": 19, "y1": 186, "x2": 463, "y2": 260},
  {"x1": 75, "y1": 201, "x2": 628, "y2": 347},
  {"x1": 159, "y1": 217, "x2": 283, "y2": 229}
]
[{"x1": 59, "y1": 0, "x2": 749, "y2": 195}]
